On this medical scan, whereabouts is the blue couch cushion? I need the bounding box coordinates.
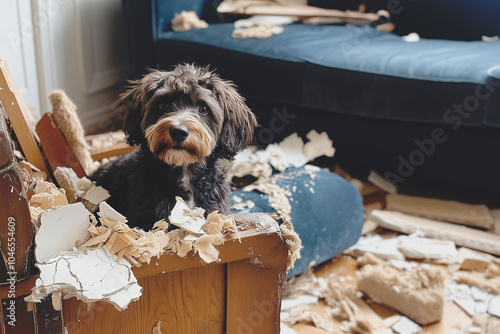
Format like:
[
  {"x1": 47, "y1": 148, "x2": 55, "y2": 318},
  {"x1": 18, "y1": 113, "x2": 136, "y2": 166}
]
[
  {"x1": 230, "y1": 167, "x2": 364, "y2": 278},
  {"x1": 158, "y1": 23, "x2": 500, "y2": 127},
  {"x1": 159, "y1": 23, "x2": 500, "y2": 85}
]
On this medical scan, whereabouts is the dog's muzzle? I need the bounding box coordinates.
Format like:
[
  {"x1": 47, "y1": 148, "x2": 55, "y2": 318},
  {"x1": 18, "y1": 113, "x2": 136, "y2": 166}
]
[{"x1": 169, "y1": 125, "x2": 189, "y2": 142}]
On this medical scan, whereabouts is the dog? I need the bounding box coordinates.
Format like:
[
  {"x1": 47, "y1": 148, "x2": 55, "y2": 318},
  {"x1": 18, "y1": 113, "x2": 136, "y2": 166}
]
[{"x1": 89, "y1": 64, "x2": 257, "y2": 230}]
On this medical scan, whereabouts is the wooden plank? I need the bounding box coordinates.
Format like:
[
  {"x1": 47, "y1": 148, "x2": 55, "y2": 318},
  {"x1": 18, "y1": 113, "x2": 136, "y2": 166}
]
[
  {"x1": 226, "y1": 240, "x2": 288, "y2": 333},
  {"x1": 370, "y1": 210, "x2": 500, "y2": 256},
  {"x1": 0, "y1": 108, "x2": 35, "y2": 283},
  {"x1": 63, "y1": 264, "x2": 225, "y2": 334},
  {"x1": 35, "y1": 113, "x2": 86, "y2": 178},
  {"x1": 133, "y1": 228, "x2": 286, "y2": 278},
  {"x1": 89, "y1": 141, "x2": 135, "y2": 161},
  {"x1": 218, "y1": 0, "x2": 382, "y2": 21},
  {"x1": 0, "y1": 60, "x2": 47, "y2": 174},
  {"x1": 386, "y1": 194, "x2": 493, "y2": 229},
  {"x1": 1, "y1": 295, "x2": 36, "y2": 334}
]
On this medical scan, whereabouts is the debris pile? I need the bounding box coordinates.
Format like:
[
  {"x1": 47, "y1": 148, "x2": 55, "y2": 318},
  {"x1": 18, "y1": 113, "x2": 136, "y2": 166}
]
[
  {"x1": 281, "y1": 166, "x2": 500, "y2": 333},
  {"x1": 229, "y1": 131, "x2": 336, "y2": 221},
  {"x1": 25, "y1": 167, "x2": 301, "y2": 311}
]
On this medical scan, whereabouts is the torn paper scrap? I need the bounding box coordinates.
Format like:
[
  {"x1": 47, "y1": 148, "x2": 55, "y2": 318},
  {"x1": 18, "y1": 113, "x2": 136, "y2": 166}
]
[
  {"x1": 35, "y1": 203, "x2": 90, "y2": 262},
  {"x1": 169, "y1": 197, "x2": 206, "y2": 235},
  {"x1": 26, "y1": 248, "x2": 142, "y2": 311}
]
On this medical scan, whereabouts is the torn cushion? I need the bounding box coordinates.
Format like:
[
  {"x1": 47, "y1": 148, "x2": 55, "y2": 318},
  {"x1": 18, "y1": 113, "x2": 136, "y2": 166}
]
[{"x1": 231, "y1": 166, "x2": 364, "y2": 278}]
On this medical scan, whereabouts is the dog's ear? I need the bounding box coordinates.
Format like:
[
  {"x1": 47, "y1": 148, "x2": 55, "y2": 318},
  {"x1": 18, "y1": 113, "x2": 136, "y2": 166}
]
[
  {"x1": 211, "y1": 77, "x2": 258, "y2": 160},
  {"x1": 115, "y1": 81, "x2": 145, "y2": 145},
  {"x1": 116, "y1": 71, "x2": 166, "y2": 146}
]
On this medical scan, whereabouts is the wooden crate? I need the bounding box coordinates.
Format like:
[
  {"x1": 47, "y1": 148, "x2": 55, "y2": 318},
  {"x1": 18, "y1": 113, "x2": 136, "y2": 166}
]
[{"x1": 1, "y1": 226, "x2": 288, "y2": 334}]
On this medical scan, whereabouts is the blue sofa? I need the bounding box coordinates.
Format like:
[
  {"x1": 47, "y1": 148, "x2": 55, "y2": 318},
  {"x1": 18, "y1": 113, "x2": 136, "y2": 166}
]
[{"x1": 122, "y1": 0, "x2": 500, "y2": 195}]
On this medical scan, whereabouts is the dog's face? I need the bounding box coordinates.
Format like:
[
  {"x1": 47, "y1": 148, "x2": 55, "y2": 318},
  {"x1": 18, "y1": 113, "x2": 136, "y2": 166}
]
[{"x1": 115, "y1": 65, "x2": 257, "y2": 166}]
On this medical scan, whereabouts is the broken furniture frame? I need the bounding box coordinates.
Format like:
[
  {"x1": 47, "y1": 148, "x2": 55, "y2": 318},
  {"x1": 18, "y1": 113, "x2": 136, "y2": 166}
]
[{"x1": 0, "y1": 224, "x2": 288, "y2": 333}]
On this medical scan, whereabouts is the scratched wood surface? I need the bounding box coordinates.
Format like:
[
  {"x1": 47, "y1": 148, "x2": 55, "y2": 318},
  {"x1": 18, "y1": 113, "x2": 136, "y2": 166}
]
[
  {"x1": 62, "y1": 264, "x2": 226, "y2": 334},
  {"x1": 35, "y1": 113, "x2": 86, "y2": 178},
  {"x1": 0, "y1": 107, "x2": 34, "y2": 283},
  {"x1": 226, "y1": 243, "x2": 288, "y2": 334}
]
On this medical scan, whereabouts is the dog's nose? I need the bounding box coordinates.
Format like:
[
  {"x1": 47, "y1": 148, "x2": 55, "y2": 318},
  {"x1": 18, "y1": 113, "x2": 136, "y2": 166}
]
[{"x1": 169, "y1": 125, "x2": 189, "y2": 142}]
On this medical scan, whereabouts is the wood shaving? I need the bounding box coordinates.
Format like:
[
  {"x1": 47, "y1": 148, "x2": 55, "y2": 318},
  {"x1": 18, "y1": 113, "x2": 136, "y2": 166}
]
[
  {"x1": 193, "y1": 234, "x2": 220, "y2": 263},
  {"x1": 280, "y1": 220, "x2": 303, "y2": 270}
]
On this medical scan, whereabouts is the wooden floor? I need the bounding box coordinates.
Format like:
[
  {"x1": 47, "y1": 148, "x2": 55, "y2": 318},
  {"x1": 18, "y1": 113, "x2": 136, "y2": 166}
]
[{"x1": 288, "y1": 254, "x2": 472, "y2": 334}]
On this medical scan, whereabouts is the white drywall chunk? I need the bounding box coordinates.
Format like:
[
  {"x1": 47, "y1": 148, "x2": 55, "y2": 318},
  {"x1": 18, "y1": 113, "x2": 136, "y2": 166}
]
[
  {"x1": 169, "y1": 197, "x2": 206, "y2": 235},
  {"x1": 281, "y1": 294, "x2": 319, "y2": 311},
  {"x1": 347, "y1": 234, "x2": 405, "y2": 260},
  {"x1": 26, "y1": 248, "x2": 142, "y2": 311},
  {"x1": 36, "y1": 203, "x2": 90, "y2": 262},
  {"x1": 302, "y1": 130, "x2": 335, "y2": 161},
  {"x1": 392, "y1": 316, "x2": 422, "y2": 334},
  {"x1": 99, "y1": 202, "x2": 127, "y2": 223},
  {"x1": 83, "y1": 185, "x2": 110, "y2": 205},
  {"x1": 398, "y1": 237, "x2": 457, "y2": 260},
  {"x1": 488, "y1": 295, "x2": 500, "y2": 317}
]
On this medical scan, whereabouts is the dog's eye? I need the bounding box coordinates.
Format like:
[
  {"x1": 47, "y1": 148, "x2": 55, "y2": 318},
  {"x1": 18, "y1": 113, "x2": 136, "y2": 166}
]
[
  {"x1": 199, "y1": 106, "x2": 209, "y2": 115},
  {"x1": 159, "y1": 103, "x2": 168, "y2": 110}
]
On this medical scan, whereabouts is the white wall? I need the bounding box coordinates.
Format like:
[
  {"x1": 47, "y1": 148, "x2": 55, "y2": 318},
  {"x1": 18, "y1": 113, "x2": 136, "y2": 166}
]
[
  {"x1": 0, "y1": 0, "x2": 42, "y2": 118},
  {"x1": 31, "y1": 0, "x2": 131, "y2": 131}
]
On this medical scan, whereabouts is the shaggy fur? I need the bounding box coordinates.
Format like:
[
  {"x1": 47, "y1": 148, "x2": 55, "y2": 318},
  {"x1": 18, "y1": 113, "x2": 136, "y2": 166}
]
[{"x1": 90, "y1": 64, "x2": 257, "y2": 230}]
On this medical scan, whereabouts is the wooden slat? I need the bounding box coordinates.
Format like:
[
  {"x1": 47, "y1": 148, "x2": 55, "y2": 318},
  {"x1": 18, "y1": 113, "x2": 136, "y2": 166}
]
[
  {"x1": 35, "y1": 113, "x2": 86, "y2": 178},
  {"x1": 226, "y1": 240, "x2": 288, "y2": 334},
  {"x1": 0, "y1": 108, "x2": 35, "y2": 283},
  {"x1": 0, "y1": 60, "x2": 47, "y2": 174},
  {"x1": 63, "y1": 264, "x2": 226, "y2": 334},
  {"x1": 89, "y1": 141, "x2": 135, "y2": 161}
]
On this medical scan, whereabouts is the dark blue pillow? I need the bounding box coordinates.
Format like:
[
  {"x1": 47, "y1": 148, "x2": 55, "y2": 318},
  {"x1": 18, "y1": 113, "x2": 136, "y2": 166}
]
[{"x1": 231, "y1": 166, "x2": 364, "y2": 278}]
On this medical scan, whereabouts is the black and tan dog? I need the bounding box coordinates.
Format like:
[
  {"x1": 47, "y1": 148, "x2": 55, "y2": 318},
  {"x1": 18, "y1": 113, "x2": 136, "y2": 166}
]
[{"x1": 90, "y1": 64, "x2": 257, "y2": 230}]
